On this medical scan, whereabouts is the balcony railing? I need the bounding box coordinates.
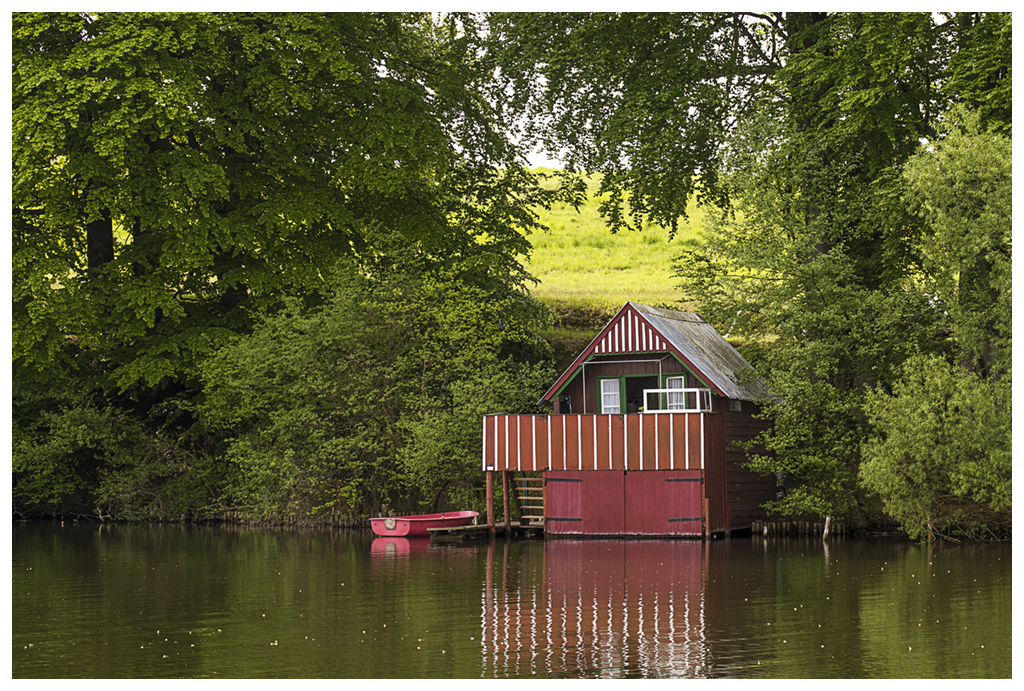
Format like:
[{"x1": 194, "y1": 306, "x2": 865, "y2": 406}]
[
  {"x1": 641, "y1": 388, "x2": 712, "y2": 413},
  {"x1": 483, "y1": 411, "x2": 709, "y2": 472}
]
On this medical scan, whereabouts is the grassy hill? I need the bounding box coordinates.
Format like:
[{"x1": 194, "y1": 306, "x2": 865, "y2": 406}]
[
  {"x1": 521, "y1": 170, "x2": 709, "y2": 368},
  {"x1": 523, "y1": 170, "x2": 706, "y2": 312}
]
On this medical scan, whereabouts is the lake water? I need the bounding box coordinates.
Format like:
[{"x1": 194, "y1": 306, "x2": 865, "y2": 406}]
[{"x1": 11, "y1": 522, "x2": 1011, "y2": 678}]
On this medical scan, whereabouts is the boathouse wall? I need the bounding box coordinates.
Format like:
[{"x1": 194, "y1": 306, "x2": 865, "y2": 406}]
[
  {"x1": 544, "y1": 469, "x2": 705, "y2": 536},
  {"x1": 722, "y1": 401, "x2": 775, "y2": 530},
  {"x1": 481, "y1": 408, "x2": 774, "y2": 537}
]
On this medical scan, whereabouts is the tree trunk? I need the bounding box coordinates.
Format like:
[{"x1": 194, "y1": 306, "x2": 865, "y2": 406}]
[{"x1": 87, "y1": 209, "x2": 114, "y2": 270}]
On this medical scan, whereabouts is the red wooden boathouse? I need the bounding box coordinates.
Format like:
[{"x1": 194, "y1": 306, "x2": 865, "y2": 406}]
[{"x1": 482, "y1": 302, "x2": 776, "y2": 538}]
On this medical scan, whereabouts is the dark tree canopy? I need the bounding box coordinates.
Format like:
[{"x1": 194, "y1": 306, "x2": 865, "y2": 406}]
[
  {"x1": 483, "y1": 12, "x2": 1009, "y2": 232},
  {"x1": 13, "y1": 12, "x2": 551, "y2": 392}
]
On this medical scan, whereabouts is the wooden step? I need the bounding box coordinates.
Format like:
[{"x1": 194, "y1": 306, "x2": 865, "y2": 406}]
[{"x1": 512, "y1": 476, "x2": 544, "y2": 526}]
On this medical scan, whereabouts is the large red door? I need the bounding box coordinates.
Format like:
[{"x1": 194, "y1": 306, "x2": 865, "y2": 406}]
[
  {"x1": 545, "y1": 471, "x2": 625, "y2": 535},
  {"x1": 545, "y1": 470, "x2": 703, "y2": 536},
  {"x1": 623, "y1": 470, "x2": 704, "y2": 536},
  {"x1": 543, "y1": 471, "x2": 584, "y2": 534}
]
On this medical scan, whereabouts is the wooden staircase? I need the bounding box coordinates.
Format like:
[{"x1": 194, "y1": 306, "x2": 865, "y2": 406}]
[{"x1": 515, "y1": 476, "x2": 545, "y2": 527}]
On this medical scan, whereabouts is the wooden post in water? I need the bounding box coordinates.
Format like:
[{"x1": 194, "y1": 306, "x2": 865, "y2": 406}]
[
  {"x1": 502, "y1": 471, "x2": 511, "y2": 533},
  {"x1": 486, "y1": 470, "x2": 495, "y2": 536},
  {"x1": 510, "y1": 473, "x2": 523, "y2": 522}
]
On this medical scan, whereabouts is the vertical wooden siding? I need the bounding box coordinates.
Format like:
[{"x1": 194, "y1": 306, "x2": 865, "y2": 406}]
[
  {"x1": 624, "y1": 471, "x2": 704, "y2": 536},
  {"x1": 483, "y1": 413, "x2": 706, "y2": 472},
  {"x1": 593, "y1": 309, "x2": 671, "y2": 354},
  {"x1": 700, "y1": 412, "x2": 728, "y2": 533},
  {"x1": 723, "y1": 403, "x2": 776, "y2": 530},
  {"x1": 546, "y1": 471, "x2": 625, "y2": 535}
]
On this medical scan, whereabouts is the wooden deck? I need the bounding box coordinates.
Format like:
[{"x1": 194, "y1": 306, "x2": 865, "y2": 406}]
[{"x1": 428, "y1": 521, "x2": 545, "y2": 543}]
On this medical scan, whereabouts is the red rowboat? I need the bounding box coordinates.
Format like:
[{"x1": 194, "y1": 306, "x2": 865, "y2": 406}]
[{"x1": 369, "y1": 510, "x2": 479, "y2": 537}]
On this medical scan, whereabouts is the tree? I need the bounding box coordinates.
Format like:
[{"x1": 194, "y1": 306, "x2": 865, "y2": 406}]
[
  {"x1": 12, "y1": 12, "x2": 549, "y2": 392},
  {"x1": 859, "y1": 107, "x2": 1011, "y2": 540},
  {"x1": 483, "y1": 12, "x2": 782, "y2": 233},
  {"x1": 482, "y1": 13, "x2": 979, "y2": 230},
  {"x1": 12, "y1": 12, "x2": 561, "y2": 517},
  {"x1": 861, "y1": 356, "x2": 1011, "y2": 540},
  {"x1": 674, "y1": 105, "x2": 944, "y2": 521},
  {"x1": 944, "y1": 13, "x2": 1012, "y2": 135},
  {"x1": 902, "y1": 106, "x2": 1012, "y2": 378}
]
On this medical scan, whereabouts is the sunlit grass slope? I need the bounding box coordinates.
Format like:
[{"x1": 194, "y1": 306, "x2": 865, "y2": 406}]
[{"x1": 523, "y1": 170, "x2": 706, "y2": 316}]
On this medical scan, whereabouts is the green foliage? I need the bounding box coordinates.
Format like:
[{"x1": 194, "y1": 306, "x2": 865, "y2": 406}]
[
  {"x1": 12, "y1": 12, "x2": 552, "y2": 393},
  {"x1": 400, "y1": 362, "x2": 554, "y2": 512},
  {"x1": 903, "y1": 106, "x2": 1012, "y2": 377},
  {"x1": 488, "y1": 13, "x2": 1009, "y2": 526},
  {"x1": 483, "y1": 12, "x2": 779, "y2": 231},
  {"x1": 861, "y1": 356, "x2": 1011, "y2": 540},
  {"x1": 12, "y1": 361, "x2": 229, "y2": 520},
  {"x1": 943, "y1": 13, "x2": 1012, "y2": 135},
  {"x1": 857, "y1": 105, "x2": 1012, "y2": 540},
  {"x1": 199, "y1": 258, "x2": 554, "y2": 520},
  {"x1": 13, "y1": 357, "x2": 109, "y2": 514},
  {"x1": 13, "y1": 404, "x2": 99, "y2": 514},
  {"x1": 722, "y1": 276, "x2": 943, "y2": 520},
  {"x1": 483, "y1": 13, "x2": 1004, "y2": 233},
  {"x1": 782, "y1": 13, "x2": 943, "y2": 175},
  {"x1": 11, "y1": 12, "x2": 562, "y2": 522},
  {"x1": 676, "y1": 91, "x2": 944, "y2": 520},
  {"x1": 11, "y1": 11, "x2": 1012, "y2": 531},
  {"x1": 668, "y1": 14, "x2": 1009, "y2": 524}
]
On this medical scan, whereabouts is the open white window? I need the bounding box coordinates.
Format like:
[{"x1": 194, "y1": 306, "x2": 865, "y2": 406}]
[
  {"x1": 600, "y1": 378, "x2": 621, "y2": 414},
  {"x1": 666, "y1": 376, "x2": 686, "y2": 410}
]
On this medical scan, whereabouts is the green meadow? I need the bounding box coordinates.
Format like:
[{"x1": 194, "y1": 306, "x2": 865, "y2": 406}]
[
  {"x1": 523, "y1": 170, "x2": 705, "y2": 314},
  {"x1": 520, "y1": 171, "x2": 707, "y2": 365},
  {"x1": 524, "y1": 171, "x2": 708, "y2": 311}
]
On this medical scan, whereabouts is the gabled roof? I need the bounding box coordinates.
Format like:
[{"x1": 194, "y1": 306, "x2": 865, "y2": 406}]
[{"x1": 542, "y1": 302, "x2": 771, "y2": 403}]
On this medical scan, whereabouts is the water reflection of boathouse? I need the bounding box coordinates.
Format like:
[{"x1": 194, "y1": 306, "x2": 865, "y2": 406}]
[
  {"x1": 482, "y1": 539, "x2": 713, "y2": 677},
  {"x1": 483, "y1": 302, "x2": 777, "y2": 538}
]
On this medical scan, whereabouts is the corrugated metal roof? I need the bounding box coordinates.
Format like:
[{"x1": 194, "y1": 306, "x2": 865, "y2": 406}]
[
  {"x1": 629, "y1": 303, "x2": 772, "y2": 402},
  {"x1": 541, "y1": 302, "x2": 771, "y2": 403}
]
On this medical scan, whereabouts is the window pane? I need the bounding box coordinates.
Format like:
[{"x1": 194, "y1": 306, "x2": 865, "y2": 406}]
[
  {"x1": 666, "y1": 376, "x2": 685, "y2": 410},
  {"x1": 601, "y1": 379, "x2": 620, "y2": 413}
]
